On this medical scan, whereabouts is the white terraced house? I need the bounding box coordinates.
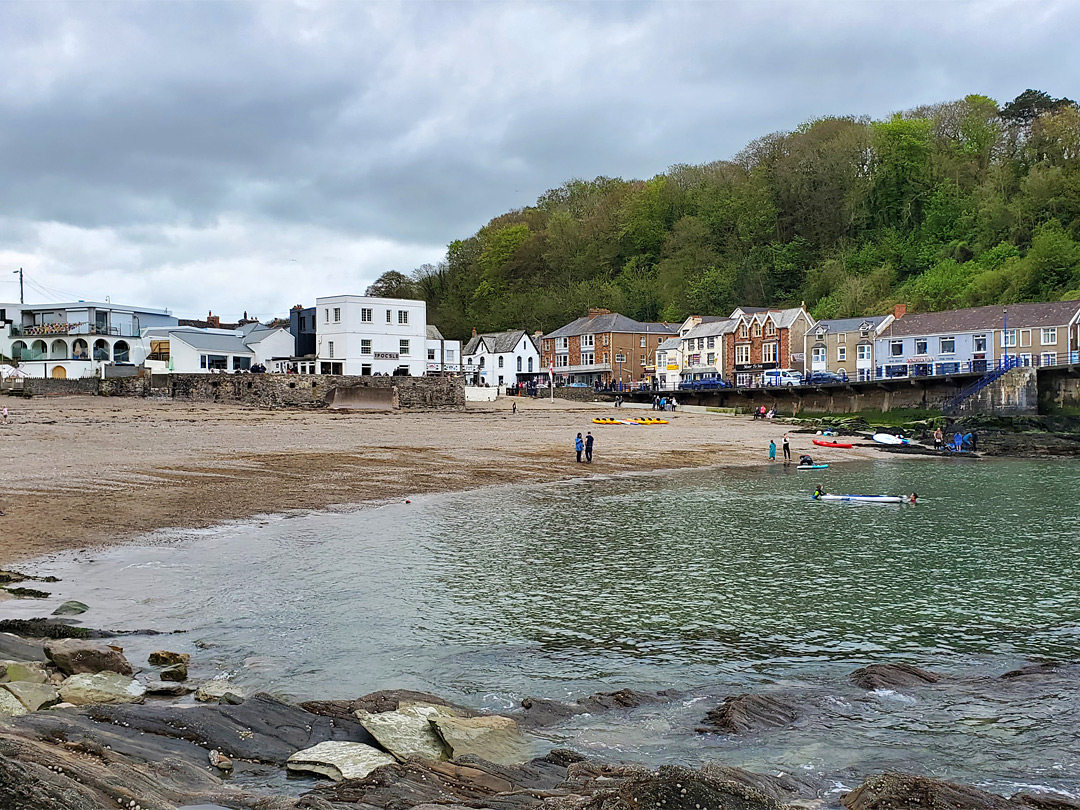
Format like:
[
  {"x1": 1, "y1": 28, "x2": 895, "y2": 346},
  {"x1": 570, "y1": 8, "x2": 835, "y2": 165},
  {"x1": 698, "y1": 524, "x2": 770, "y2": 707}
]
[
  {"x1": 461, "y1": 329, "x2": 542, "y2": 388},
  {"x1": 0, "y1": 301, "x2": 178, "y2": 378},
  {"x1": 141, "y1": 323, "x2": 296, "y2": 374}
]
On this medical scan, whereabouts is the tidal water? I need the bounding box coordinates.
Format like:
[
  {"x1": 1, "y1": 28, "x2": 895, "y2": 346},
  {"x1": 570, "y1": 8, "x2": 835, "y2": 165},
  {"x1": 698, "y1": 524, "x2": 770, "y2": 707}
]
[{"x1": 4, "y1": 459, "x2": 1079, "y2": 800}]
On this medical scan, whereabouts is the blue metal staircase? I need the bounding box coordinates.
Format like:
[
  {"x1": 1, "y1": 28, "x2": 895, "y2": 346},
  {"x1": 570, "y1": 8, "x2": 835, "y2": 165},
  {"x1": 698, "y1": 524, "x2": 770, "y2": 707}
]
[{"x1": 942, "y1": 357, "x2": 1022, "y2": 415}]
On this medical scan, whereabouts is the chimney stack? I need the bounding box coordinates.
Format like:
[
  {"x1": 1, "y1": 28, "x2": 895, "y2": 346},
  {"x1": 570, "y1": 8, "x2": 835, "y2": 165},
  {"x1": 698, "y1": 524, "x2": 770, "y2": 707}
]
[
  {"x1": 471, "y1": 327, "x2": 477, "y2": 337},
  {"x1": 587, "y1": 308, "x2": 611, "y2": 319},
  {"x1": 207, "y1": 311, "x2": 220, "y2": 329},
  {"x1": 893, "y1": 303, "x2": 907, "y2": 319}
]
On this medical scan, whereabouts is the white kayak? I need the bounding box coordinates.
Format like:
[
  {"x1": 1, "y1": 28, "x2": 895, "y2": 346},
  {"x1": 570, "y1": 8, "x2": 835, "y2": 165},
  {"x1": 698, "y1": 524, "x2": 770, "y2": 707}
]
[
  {"x1": 815, "y1": 494, "x2": 906, "y2": 503},
  {"x1": 873, "y1": 433, "x2": 909, "y2": 445}
]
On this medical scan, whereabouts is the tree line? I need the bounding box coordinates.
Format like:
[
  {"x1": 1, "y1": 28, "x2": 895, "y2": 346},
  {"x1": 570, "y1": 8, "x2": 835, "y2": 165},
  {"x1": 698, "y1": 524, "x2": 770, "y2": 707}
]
[{"x1": 365, "y1": 89, "x2": 1080, "y2": 340}]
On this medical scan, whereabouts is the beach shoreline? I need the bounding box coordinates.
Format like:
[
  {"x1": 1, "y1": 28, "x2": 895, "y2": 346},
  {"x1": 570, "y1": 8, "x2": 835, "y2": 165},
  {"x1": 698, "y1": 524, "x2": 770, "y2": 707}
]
[{"x1": 0, "y1": 395, "x2": 883, "y2": 566}]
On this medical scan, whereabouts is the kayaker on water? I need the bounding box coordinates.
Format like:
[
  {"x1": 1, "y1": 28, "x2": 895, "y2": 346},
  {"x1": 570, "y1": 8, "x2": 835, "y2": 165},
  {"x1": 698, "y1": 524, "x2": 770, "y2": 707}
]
[{"x1": 813, "y1": 485, "x2": 827, "y2": 499}]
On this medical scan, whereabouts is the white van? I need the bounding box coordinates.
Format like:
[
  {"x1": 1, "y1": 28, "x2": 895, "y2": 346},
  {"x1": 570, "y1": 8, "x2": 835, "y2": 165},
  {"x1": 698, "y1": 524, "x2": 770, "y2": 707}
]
[{"x1": 762, "y1": 368, "x2": 804, "y2": 387}]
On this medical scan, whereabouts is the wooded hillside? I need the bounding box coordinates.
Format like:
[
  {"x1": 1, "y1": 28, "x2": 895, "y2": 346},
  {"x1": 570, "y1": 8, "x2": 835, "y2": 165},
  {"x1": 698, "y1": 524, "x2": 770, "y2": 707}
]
[{"x1": 372, "y1": 90, "x2": 1080, "y2": 340}]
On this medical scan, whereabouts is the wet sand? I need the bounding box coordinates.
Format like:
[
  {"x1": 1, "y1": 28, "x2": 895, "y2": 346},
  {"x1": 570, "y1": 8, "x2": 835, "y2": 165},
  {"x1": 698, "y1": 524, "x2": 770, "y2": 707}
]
[{"x1": 0, "y1": 395, "x2": 880, "y2": 564}]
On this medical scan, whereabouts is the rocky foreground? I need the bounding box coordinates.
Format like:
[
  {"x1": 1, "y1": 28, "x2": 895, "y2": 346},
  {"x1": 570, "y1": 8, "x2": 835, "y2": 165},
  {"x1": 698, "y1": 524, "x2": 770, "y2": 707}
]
[{"x1": 0, "y1": 623, "x2": 1076, "y2": 810}]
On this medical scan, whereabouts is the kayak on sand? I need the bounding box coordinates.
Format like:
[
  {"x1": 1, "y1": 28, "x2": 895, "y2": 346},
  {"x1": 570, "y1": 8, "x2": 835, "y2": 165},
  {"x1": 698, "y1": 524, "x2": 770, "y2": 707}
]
[
  {"x1": 813, "y1": 439, "x2": 853, "y2": 448},
  {"x1": 873, "y1": 433, "x2": 910, "y2": 445}
]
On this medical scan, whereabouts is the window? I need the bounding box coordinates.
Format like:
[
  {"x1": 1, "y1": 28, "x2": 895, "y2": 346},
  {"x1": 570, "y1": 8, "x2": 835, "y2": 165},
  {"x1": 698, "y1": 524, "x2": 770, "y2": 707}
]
[
  {"x1": 837, "y1": 346, "x2": 846, "y2": 362},
  {"x1": 398, "y1": 310, "x2": 408, "y2": 325},
  {"x1": 602, "y1": 335, "x2": 609, "y2": 346},
  {"x1": 446, "y1": 350, "x2": 455, "y2": 361},
  {"x1": 324, "y1": 309, "x2": 330, "y2": 323},
  {"x1": 915, "y1": 339, "x2": 928, "y2": 355},
  {"x1": 361, "y1": 339, "x2": 372, "y2": 355},
  {"x1": 640, "y1": 355, "x2": 647, "y2": 366},
  {"x1": 812, "y1": 346, "x2": 826, "y2": 364},
  {"x1": 555, "y1": 354, "x2": 569, "y2": 367},
  {"x1": 765, "y1": 321, "x2": 776, "y2": 336},
  {"x1": 328, "y1": 341, "x2": 335, "y2": 359},
  {"x1": 707, "y1": 336, "x2": 715, "y2": 349},
  {"x1": 640, "y1": 336, "x2": 647, "y2": 348},
  {"x1": 498, "y1": 356, "x2": 504, "y2": 368},
  {"x1": 1042, "y1": 327, "x2": 1058, "y2": 345},
  {"x1": 1042, "y1": 352, "x2": 1058, "y2": 366},
  {"x1": 201, "y1": 354, "x2": 227, "y2": 370},
  {"x1": 890, "y1": 340, "x2": 904, "y2": 357},
  {"x1": 763, "y1": 342, "x2": 778, "y2": 364},
  {"x1": 706, "y1": 352, "x2": 715, "y2": 365},
  {"x1": 555, "y1": 337, "x2": 569, "y2": 352},
  {"x1": 517, "y1": 356, "x2": 522, "y2": 372},
  {"x1": 399, "y1": 339, "x2": 410, "y2": 356},
  {"x1": 233, "y1": 356, "x2": 251, "y2": 371},
  {"x1": 940, "y1": 337, "x2": 955, "y2": 354},
  {"x1": 739, "y1": 324, "x2": 748, "y2": 339},
  {"x1": 614, "y1": 352, "x2": 626, "y2": 363},
  {"x1": 361, "y1": 308, "x2": 372, "y2": 323},
  {"x1": 527, "y1": 357, "x2": 532, "y2": 372},
  {"x1": 333, "y1": 307, "x2": 341, "y2": 323},
  {"x1": 752, "y1": 322, "x2": 761, "y2": 337},
  {"x1": 1003, "y1": 329, "x2": 1017, "y2": 348},
  {"x1": 857, "y1": 344, "x2": 872, "y2": 361},
  {"x1": 974, "y1": 334, "x2": 987, "y2": 352},
  {"x1": 428, "y1": 348, "x2": 436, "y2": 361},
  {"x1": 581, "y1": 334, "x2": 594, "y2": 348},
  {"x1": 735, "y1": 344, "x2": 751, "y2": 365},
  {"x1": 581, "y1": 352, "x2": 594, "y2": 364},
  {"x1": 386, "y1": 310, "x2": 392, "y2": 323}
]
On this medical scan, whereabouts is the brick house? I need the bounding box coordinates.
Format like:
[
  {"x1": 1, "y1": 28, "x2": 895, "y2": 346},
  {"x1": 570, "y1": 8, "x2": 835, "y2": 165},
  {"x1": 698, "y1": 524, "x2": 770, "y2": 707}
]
[
  {"x1": 722, "y1": 306, "x2": 815, "y2": 386},
  {"x1": 540, "y1": 309, "x2": 678, "y2": 386}
]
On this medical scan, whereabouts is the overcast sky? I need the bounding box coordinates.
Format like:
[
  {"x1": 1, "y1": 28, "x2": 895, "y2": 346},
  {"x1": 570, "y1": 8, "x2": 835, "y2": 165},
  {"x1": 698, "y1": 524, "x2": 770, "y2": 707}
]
[{"x1": 0, "y1": 0, "x2": 1076, "y2": 321}]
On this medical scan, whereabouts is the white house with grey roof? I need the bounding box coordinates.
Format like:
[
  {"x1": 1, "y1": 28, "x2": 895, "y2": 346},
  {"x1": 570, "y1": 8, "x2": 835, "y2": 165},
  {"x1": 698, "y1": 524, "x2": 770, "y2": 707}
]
[
  {"x1": 679, "y1": 318, "x2": 736, "y2": 385},
  {"x1": 804, "y1": 312, "x2": 896, "y2": 381},
  {"x1": 142, "y1": 324, "x2": 294, "y2": 374},
  {"x1": 461, "y1": 329, "x2": 541, "y2": 388}
]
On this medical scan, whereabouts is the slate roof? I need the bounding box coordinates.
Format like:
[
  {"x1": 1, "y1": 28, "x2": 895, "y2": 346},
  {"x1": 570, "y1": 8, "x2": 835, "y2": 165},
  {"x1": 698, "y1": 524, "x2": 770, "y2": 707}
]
[
  {"x1": 426, "y1": 325, "x2": 445, "y2": 341},
  {"x1": 682, "y1": 319, "x2": 737, "y2": 340},
  {"x1": 170, "y1": 329, "x2": 253, "y2": 354},
  {"x1": 813, "y1": 315, "x2": 891, "y2": 333},
  {"x1": 886, "y1": 300, "x2": 1080, "y2": 337},
  {"x1": 462, "y1": 329, "x2": 532, "y2": 356},
  {"x1": 543, "y1": 314, "x2": 678, "y2": 339},
  {"x1": 657, "y1": 337, "x2": 681, "y2": 351}
]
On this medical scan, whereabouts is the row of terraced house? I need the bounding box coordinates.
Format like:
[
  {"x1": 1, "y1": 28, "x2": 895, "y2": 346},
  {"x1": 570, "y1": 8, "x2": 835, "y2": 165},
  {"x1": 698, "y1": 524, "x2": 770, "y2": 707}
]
[{"x1": 539, "y1": 300, "x2": 1080, "y2": 391}]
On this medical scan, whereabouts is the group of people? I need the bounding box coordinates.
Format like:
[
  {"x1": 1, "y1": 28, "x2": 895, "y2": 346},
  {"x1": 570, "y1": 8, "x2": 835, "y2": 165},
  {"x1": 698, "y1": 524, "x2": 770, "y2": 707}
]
[
  {"x1": 933, "y1": 426, "x2": 978, "y2": 452},
  {"x1": 768, "y1": 433, "x2": 792, "y2": 462},
  {"x1": 574, "y1": 431, "x2": 595, "y2": 463},
  {"x1": 752, "y1": 405, "x2": 776, "y2": 420},
  {"x1": 651, "y1": 396, "x2": 677, "y2": 411}
]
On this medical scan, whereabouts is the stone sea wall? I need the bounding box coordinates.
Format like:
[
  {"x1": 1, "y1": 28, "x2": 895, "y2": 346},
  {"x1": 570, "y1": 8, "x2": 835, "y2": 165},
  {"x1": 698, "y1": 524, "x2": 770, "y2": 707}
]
[{"x1": 18, "y1": 373, "x2": 465, "y2": 409}]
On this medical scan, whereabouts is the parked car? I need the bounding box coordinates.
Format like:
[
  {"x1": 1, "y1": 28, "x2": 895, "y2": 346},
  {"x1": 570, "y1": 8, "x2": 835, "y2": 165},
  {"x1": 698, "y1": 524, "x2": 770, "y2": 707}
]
[
  {"x1": 806, "y1": 371, "x2": 845, "y2": 385},
  {"x1": 679, "y1": 378, "x2": 732, "y2": 391},
  {"x1": 761, "y1": 369, "x2": 804, "y2": 387}
]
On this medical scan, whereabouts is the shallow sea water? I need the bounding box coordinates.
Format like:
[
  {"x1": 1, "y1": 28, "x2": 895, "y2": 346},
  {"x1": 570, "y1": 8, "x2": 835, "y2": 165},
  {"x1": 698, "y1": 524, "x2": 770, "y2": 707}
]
[{"x1": 5, "y1": 458, "x2": 1079, "y2": 799}]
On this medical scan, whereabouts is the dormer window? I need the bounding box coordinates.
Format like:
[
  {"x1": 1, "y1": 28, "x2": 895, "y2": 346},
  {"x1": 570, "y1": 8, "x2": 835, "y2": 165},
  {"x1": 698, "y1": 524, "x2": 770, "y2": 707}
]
[{"x1": 752, "y1": 322, "x2": 762, "y2": 337}]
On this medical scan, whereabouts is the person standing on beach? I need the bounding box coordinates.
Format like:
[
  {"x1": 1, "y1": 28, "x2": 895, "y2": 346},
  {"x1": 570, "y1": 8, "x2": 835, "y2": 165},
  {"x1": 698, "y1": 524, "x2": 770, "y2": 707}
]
[
  {"x1": 575, "y1": 433, "x2": 584, "y2": 463},
  {"x1": 769, "y1": 439, "x2": 776, "y2": 461},
  {"x1": 782, "y1": 433, "x2": 791, "y2": 462},
  {"x1": 585, "y1": 432, "x2": 594, "y2": 463},
  {"x1": 1, "y1": 406, "x2": 7, "y2": 424},
  {"x1": 933, "y1": 427, "x2": 943, "y2": 450}
]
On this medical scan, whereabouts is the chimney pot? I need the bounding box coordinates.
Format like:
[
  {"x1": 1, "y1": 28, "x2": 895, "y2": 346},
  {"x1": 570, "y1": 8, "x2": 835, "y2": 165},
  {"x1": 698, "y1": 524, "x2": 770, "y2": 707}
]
[{"x1": 893, "y1": 303, "x2": 907, "y2": 319}]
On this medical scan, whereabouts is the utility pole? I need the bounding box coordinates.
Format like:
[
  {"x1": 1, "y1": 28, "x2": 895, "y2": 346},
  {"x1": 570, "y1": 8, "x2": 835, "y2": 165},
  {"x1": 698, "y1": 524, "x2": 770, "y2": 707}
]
[{"x1": 12, "y1": 268, "x2": 23, "y2": 304}]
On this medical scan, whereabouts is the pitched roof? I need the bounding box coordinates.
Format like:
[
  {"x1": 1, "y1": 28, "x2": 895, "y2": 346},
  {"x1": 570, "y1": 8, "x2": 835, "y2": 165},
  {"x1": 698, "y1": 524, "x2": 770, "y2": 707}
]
[
  {"x1": 170, "y1": 330, "x2": 253, "y2": 354},
  {"x1": 887, "y1": 300, "x2": 1080, "y2": 337},
  {"x1": 813, "y1": 315, "x2": 891, "y2": 333},
  {"x1": 682, "y1": 319, "x2": 737, "y2": 340},
  {"x1": 657, "y1": 337, "x2": 681, "y2": 351},
  {"x1": 543, "y1": 314, "x2": 678, "y2": 339},
  {"x1": 462, "y1": 329, "x2": 533, "y2": 356},
  {"x1": 426, "y1": 325, "x2": 445, "y2": 341}
]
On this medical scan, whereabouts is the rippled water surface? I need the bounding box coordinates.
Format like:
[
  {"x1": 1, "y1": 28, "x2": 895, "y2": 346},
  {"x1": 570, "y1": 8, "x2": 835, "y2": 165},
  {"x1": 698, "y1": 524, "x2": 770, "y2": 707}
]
[{"x1": 6, "y1": 459, "x2": 1080, "y2": 798}]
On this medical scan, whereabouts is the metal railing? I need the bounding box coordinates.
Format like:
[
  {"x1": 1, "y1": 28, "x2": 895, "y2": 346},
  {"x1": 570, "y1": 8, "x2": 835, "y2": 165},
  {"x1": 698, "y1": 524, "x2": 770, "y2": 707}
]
[
  {"x1": 10, "y1": 323, "x2": 141, "y2": 338},
  {"x1": 941, "y1": 356, "x2": 1026, "y2": 414}
]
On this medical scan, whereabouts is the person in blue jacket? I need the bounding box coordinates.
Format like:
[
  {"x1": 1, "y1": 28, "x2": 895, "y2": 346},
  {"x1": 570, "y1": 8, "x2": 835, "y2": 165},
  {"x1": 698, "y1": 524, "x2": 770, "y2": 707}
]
[{"x1": 575, "y1": 433, "x2": 584, "y2": 463}]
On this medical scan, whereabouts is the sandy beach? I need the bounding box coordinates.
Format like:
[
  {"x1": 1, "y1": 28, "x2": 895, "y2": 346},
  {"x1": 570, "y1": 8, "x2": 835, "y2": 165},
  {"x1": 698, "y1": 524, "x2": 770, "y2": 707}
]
[{"x1": 0, "y1": 395, "x2": 879, "y2": 564}]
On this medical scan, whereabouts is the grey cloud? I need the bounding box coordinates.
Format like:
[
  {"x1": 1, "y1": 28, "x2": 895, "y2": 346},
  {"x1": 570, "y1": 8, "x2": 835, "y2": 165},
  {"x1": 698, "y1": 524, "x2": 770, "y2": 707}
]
[{"x1": 0, "y1": 0, "x2": 1077, "y2": 315}]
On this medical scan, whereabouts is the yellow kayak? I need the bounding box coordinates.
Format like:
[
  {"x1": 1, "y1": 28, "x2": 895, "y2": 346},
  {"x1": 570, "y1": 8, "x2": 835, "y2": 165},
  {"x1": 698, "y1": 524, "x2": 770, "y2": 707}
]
[
  {"x1": 592, "y1": 418, "x2": 624, "y2": 425},
  {"x1": 627, "y1": 418, "x2": 669, "y2": 425}
]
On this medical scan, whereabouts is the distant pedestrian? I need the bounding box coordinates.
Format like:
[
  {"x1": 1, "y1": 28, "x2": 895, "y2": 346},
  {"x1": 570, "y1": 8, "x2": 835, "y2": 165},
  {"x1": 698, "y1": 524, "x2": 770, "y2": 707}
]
[
  {"x1": 970, "y1": 431, "x2": 978, "y2": 452},
  {"x1": 512, "y1": 401, "x2": 517, "y2": 415},
  {"x1": 769, "y1": 440, "x2": 776, "y2": 461},
  {"x1": 585, "y1": 432, "x2": 594, "y2": 463},
  {"x1": 1, "y1": 406, "x2": 7, "y2": 424},
  {"x1": 782, "y1": 433, "x2": 791, "y2": 462},
  {"x1": 671, "y1": 397, "x2": 677, "y2": 412},
  {"x1": 575, "y1": 433, "x2": 584, "y2": 463},
  {"x1": 933, "y1": 427, "x2": 943, "y2": 450}
]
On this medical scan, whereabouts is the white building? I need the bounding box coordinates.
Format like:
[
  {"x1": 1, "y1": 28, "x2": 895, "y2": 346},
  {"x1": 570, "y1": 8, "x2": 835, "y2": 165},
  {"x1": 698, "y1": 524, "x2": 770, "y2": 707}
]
[
  {"x1": 142, "y1": 324, "x2": 295, "y2": 374},
  {"x1": 678, "y1": 317, "x2": 736, "y2": 386},
  {"x1": 461, "y1": 329, "x2": 541, "y2": 388},
  {"x1": 654, "y1": 337, "x2": 683, "y2": 391},
  {"x1": 0, "y1": 301, "x2": 178, "y2": 379},
  {"x1": 314, "y1": 295, "x2": 431, "y2": 376},
  {"x1": 425, "y1": 325, "x2": 462, "y2": 375}
]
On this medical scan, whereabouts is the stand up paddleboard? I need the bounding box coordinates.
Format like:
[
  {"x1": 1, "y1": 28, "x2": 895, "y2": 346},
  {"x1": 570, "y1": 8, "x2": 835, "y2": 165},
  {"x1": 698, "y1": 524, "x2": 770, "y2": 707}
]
[
  {"x1": 815, "y1": 494, "x2": 906, "y2": 503},
  {"x1": 796, "y1": 463, "x2": 829, "y2": 470},
  {"x1": 872, "y1": 433, "x2": 910, "y2": 446}
]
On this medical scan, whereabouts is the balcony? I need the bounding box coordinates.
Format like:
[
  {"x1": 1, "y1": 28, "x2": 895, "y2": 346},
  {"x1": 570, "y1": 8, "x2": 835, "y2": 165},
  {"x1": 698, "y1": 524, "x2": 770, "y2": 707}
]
[
  {"x1": 555, "y1": 362, "x2": 612, "y2": 373},
  {"x1": 11, "y1": 323, "x2": 141, "y2": 338}
]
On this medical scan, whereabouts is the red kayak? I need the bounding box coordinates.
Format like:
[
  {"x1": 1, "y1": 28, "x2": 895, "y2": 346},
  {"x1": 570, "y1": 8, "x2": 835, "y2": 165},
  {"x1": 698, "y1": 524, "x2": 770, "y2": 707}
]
[{"x1": 813, "y1": 438, "x2": 853, "y2": 448}]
